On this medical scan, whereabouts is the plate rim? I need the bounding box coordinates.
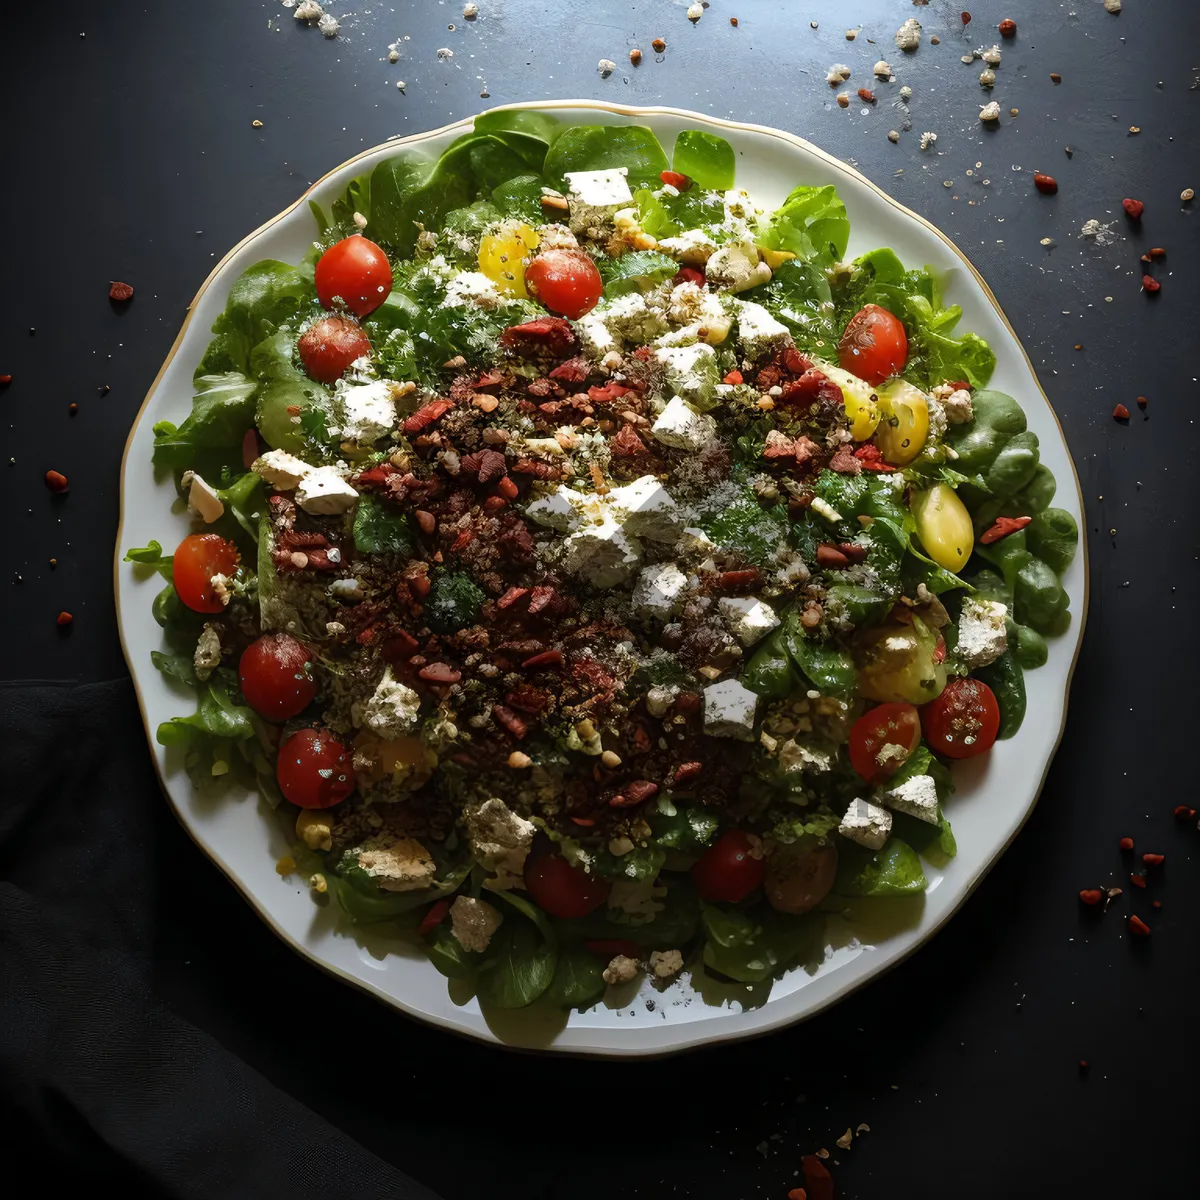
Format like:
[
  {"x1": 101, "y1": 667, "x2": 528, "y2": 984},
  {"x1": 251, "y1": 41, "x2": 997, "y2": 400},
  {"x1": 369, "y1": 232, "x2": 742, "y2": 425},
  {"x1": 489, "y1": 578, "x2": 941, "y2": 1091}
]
[{"x1": 113, "y1": 100, "x2": 1090, "y2": 1058}]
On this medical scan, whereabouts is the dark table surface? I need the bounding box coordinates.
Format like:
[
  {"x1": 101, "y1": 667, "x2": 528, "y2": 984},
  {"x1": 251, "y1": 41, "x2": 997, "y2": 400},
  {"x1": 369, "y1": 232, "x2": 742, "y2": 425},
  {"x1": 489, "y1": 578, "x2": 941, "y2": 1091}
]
[{"x1": 4, "y1": 1, "x2": 1198, "y2": 1196}]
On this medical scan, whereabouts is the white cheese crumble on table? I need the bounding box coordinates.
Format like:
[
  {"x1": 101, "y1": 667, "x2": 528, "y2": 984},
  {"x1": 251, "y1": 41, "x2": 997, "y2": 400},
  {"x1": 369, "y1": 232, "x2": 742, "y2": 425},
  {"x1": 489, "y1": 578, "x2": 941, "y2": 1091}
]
[
  {"x1": 718, "y1": 596, "x2": 780, "y2": 646},
  {"x1": 895, "y1": 18, "x2": 921, "y2": 51},
  {"x1": 293, "y1": 0, "x2": 323, "y2": 21},
  {"x1": 632, "y1": 561, "x2": 689, "y2": 620},
  {"x1": 253, "y1": 449, "x2": 310, "y2": 490},
  {"x1": 564, "y1": 167, "x2": 632, "y2": 232},
  {"x1": 295, "y1": 466, "x2": 358, "y2": 515},
  {"x1": 603, "y1": 954, "x2": 640, "y2": 985},
  {"x1": 362, "y1": 667, "x2": 422, "y2": 740},
  {"x1": 450, "y1": 895, "x2": 502, "y2": 953},
  {"x1": 702, "y1": 679, "x2": 759, "y2": 741},
  {"x1": 465, "y1": 798, "x2": 536, "y2": 890},
  {"x1": 883, "y1": 774, "x2": 940, "y2": 824},
  {"x1": 651, "y1": 394, "x2": 718, "y2": 451},
  {"x1": 183, "y1": 471, "x2": 225, "y2": 524},
  {"x1": 956, "y1": 597, "x2": 1008, "y2": 668},
  {"x1": 353, "y1": 834, "x2": 437, "y2": 892},
  {"x1": 317, "y1": 12, "x2": 339, "y2": 36},
  {"x1": 736, "y1": 300, "x2": 792, "y2": 361},
  {"x1": 839, "y1": 799, "x2": 893, "y2": 850},
  {"x1": 979, "y1": 101, "x2": 1002, "y2": 123}
]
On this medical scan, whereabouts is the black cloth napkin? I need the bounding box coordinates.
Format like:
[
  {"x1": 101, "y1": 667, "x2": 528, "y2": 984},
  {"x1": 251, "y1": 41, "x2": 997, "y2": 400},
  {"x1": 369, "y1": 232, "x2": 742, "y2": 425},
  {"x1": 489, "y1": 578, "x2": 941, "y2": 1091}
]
[{"x1": 0, "y1": 679, "x2": 442, "y2": 1199}]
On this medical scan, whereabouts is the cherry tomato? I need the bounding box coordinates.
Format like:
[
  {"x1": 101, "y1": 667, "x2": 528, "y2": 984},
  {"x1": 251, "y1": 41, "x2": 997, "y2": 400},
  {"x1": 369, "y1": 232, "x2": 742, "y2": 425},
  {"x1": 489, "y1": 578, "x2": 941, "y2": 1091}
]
[
  {"x1": 838, "y1": 304, "x2": 909, "y2": 386},
  {"x1": 523, "y1": 850, "x2": 609, "y2": 918},
  {"x1": 239, "y1": 633, "x2": 317, "y2": 721},
  {"x1": 524, "y1": 249, "x2": 604, "y2": 320},
  {"x1": 314, "y1": 235, "x2": 393, "y2": 317},
  {"x1": 921, "y1": 677, "x2": 1001, "y2": 760},
  {"x1": 419, "y1": 898, "x2": 453, "y2": 937},
  {"x1": 691, "y1": 830, "x2": 766, "y2": 903},
  {"x1": 296, "y1": 316, "x2": 371, "y2": 383},
  {"x1": 172, "y1": 533, "x2": 239, "y2": 614},
  {"x1": 276, "y1": 727, "x2": 355, "y2": 809},
  {"x1": 848, "y1": 702, "x2": 922, "y2": 785}
]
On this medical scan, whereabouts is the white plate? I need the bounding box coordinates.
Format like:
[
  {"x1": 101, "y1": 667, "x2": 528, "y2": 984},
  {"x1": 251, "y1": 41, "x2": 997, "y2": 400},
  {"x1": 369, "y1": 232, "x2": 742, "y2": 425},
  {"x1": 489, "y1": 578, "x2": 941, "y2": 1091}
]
[{"x1": 115, "y1": 102, "x2": 1087, "y2": 1057}]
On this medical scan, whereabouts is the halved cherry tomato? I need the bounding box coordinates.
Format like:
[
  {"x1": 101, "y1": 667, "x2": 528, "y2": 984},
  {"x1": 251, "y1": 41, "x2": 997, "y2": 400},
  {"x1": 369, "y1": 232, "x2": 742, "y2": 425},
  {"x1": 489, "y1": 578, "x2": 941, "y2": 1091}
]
[
  {"x1": 314, "y1": 235, "x2": 393, "y2": 316},
  {"x1": 691, "y1": 830, "x2": 766, "y2": 903},
  {"x1": 523, "y1": 850, "x2": 609, "y2": 918},
  {"x1": 172, "y1": 533, "x2": 239, "y2": 613},
  {"x1": 239, "y1": 633, "x2": 317, "y2": 721},
  {"x1": 660, "y1": 170, "x2": 691, "y2": 190},
  {"x1": 276, "y1": 728, "x2": 355, "y2": 809},
  {"x1": 297, "y1": 315, "x2": 371, "y2": 383},
  {"x1": 838, "y1": 304, "x2": 908, "y2": 385},
  {"x1": 921, "y1": 677, "x2": 1000, "y2": 759},
  {"x1": 524, "y1": 249, "x2": 604, "y2": 320},
  {"x1": 848, "y1": 702, "x2": 922, "y2": 785}
]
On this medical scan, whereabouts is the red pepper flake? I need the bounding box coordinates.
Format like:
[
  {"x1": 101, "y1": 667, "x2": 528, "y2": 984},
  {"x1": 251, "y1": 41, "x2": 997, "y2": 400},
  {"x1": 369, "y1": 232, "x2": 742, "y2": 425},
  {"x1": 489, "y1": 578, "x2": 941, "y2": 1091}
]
[
  {"x1": 1173, "y1": 805, "x2": 1196, "y2": 822},
  {"x1": 1079, "y1": 1059, "x2": 1089, "y2": 1071},
  {"x1": 418, "y1": 898, "x2": 452, "y2": 936},
  {"x1": 1142, "y1": 274, "x2": 1161, "y2": 293},
  {"x1": 1130, "y1": 873, "x2": 1146, "y2": 889},
  {"x1": 44, "y1": 469, "x2": 69, "y2": 492},
  {"x1": 1128, "y1": 914, "x2": 1150, "y2": 937},
  {"x1": 730, "y1": 17, "x2": 739, "y2": 28},
  {"x1": 723, "y1": 369, "x2": 744, "y2": 386},
  {"x1": 1135, "y1": 395, "x2": 1148, "y2": 410},
  {"x1": 800, "y1": 1156, "x2": 833, "y2": 1200},
  {"x1": 660, "y1": 169, "x2": 691, "y2": 191},
  {"x1": 1078, "y1": 888, "x2": 1103, "y2": 906},
  {"x1": 857, "y1": 88, "x2": 876, "y2": 103},
  {"x1": 1146, "y1": 246, "x2": 1166, "y2": 259},
  {"x1": 1033, "y1": 173, "x2": 1058, "y2": 195},
  {"x1": 1122, "y1": 197, "x2": 1144, "y2": 220},
  {"x1": 1112, "y1": 403, "x2": 1130, "y2": 421},
  {"x1": 1119, "y1": 836, "x2": 1134, "y2": 852},
  {"x1": 1152, "y1": 900, "x2": 1163, "y2": 910},
  {"x1": 56, "y1": 611, "x2": 74, "y2": 627},
  {"x1": 788, "y1": 1191, "x2": 808, "y2": 1200},
  {"x1": 68, "y1": 403, "x2": 78, "y2": 416},
  {"x1": 108, "y1": 280, "x2": 134, "y2": 302},
  {"x1": 0, "y1": 374, "x2": 11, "y2": 385},
  {"x1": 570, "y1": 816, "x2": 596, "y2": 828},
  {"x1": 961, "y1": 11, "x2": 972, "y2": 26},
  {"x1": 1142, "y1": 852, "x2": 1164, "y2": 867},
  {"x1": 998, "y1": 18, "x2": 1016, "y2": 38},
  {"x1": 979, "y1": 514, "x2": 1032, "y2": 544}
]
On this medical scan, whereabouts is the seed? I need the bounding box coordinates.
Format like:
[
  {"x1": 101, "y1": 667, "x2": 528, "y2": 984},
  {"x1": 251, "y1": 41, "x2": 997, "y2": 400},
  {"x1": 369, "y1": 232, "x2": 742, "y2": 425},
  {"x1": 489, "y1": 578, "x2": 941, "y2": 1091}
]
[
  {"x1": 0, "y1": 374, "x2": 11, "y2": 384},
  {"x1": 45, "y1": 469, "x2": 69, "y2": 492},
  {"x1": 1182, "y1": 188, "x2": 1195, "y2": 202},
  {"x1": 507, "y1": 751, "x2": 532, "y2": 769},
  {"x1": 652, "y1": 37, "x2": 666, "y2": 52},
  {"x1": 1119, "y1": 836, "x2": 1134, "y2": 852},
  {"x1": 601, "y1": 750, "x2": 622, "y2": 768},
  {"x1": 961, "y1": 11, "x2": 972, "y2": 25},
  {"x1": 888, "y1": 130, "x2": 900, "y2": 143},
  {"x1": 629, "y1": 48, "x2": 642, "y2": 65},
  {"x1": 1152, "y1": 900, "x2": 1162, "y2": 910},
  {"x1": 68, "y1": 403, "x2": 78, "y2": 415},
  {"x1": 108, "y1": 280, "x2": 134, "y2": 301},
  {"x1": 1147, "y1": 247, "x2": 1166, "y2": 259},
  {"x1": 1142, "y1": 274, "x2": 1161, "y2": 293},
  {"x1": 857, "y1": 88, "x2": 876, "y2": 103},
  {"x1": 1034, "y1": 173, "x2": 1058, "y2": 194},
  {"x1": 1174, "y1": 805, "x2": 1196, "y2": 821},
  {"x1": 56, "y1": 611, "x2": 73, "y2": 627},
  {"x1": 1078, "y1": 889, "x2": 1103, "y2": 906},
  {"x1": 687, "y1": 3, "x2": 703, "y2": 22},
  {"x1": 1128, "y1": 915, "x2": 1150, "y2": 937},
  {"x1": 998, "y1": 19, "x2": 1016, "y2": 37},
  {"x1": 1136, "y1": 395, "x2": 1148, "y2": 408},
  {"x1": 1142, "y1": 852, "x2": 1165, "y2": 867},
  {"x1": 837, "y1": 93, "x2": 850, "y2": 108},
  {"x1": 251, "y1": 119, "x2": 263, "y2": 128},
  {"x1": 1050, "y1": 72, "x2": 1062, "y2": 83},
  {"x1": 730, "y1": 17, "x2": 738, "y2": 26}
]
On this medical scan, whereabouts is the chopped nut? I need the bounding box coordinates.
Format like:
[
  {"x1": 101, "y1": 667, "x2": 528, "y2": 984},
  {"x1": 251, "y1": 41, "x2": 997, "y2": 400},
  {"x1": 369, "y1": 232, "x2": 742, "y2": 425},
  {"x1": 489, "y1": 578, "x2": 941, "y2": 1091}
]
[
  {"x1": 652, "y1": 37, "x2": 666, "y2": 52},
  {"x1": 979, "y1": 101, "x2": 1001, "y2": 122},
  {"x1": 887, "y1": 130, "x2": 900, "y2": 143},
  {"x1": 597, "y1": 58, "x2": 617, "y2": 75},
  {"x1": 836, "y1": 93, "x2": 850, "y2": 108},
  {"x1": 507, "y1": 750, "x2": 533, "y2": 769},
  {"x1": 1182, "y1": 188, "x2": 1195, "y2": 202},
  {"x1": 629, "y1": 48, "x2": 642, "y2": 65},
  {"x1": 601, "y1": 750, "x2": 623, "y2": 768},
  {"x1": 687, "y1": 3, "x2": 703, "y2": 22},
  {"x1": 251, "y1": 118, "x2": 263, "y2": 128}
]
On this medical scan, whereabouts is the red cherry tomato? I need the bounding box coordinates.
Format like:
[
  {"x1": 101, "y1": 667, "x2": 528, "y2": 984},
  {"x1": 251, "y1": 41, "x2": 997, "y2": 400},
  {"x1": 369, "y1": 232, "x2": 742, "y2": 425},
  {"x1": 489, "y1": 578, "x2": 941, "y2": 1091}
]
[
  {"x1": 276, "y1": 728, "x2": 355, "y2": 809},
  {"x1": 921, "y1": 677, "x2": 1001, "y2": 759},
  {"x1": 838, "y1": 303, "x2": 909, "y2": 385},
  {"x1": 524, "y1": 249, "x2": 604, "y2": 320},
  {"x1": 523, "y1": 850, "x2": 609, "y2": 918},
  {"x1": 848, "y1": 702, "x2": 922, "y2": 785},
  {"x1": 691, "y1": 830, "x2": 766, "y2": 903},
  {"x1": 238, "y1": 633, "x2": 317, "y2": 721},
  {"x1": 172, "y1": 533, "x2": 239, "y2": 614},
  {"x1": 314, "y1": 235, "x2": 393, "y2": 316},
  {"x1": 296, "y1": 315, "x2": 371, "y2": 383}
]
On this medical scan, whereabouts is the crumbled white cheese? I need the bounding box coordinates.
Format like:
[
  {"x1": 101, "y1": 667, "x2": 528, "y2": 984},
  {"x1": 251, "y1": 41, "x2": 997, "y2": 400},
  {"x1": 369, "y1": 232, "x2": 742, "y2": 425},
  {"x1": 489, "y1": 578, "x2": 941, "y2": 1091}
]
[
  {"x1": 332, "y1": 379, "x2": 396, "y2": 445},
  {"x1": 979, "y1": 101, "x2": 1002, "y2": 123},
  {"x1": 736, "y1": 300, "x2": 792, "y2": 361},
  {"x1": 653, "y1": 343, "x2": 719, "y2": 408},
  {"x1": 778, "y1": 738, "x2": 834, "y2": 775},
  {"x1": 883, "y1": 774, "x2": 940, "y2": 825},
  {"x1": 606, "y1": 475, "x2": 681, "y2": 542},
  {"x1": 441, "y1": 270, "x2": 504, "y2": 309},
  {"x1": 600, "y1": 292, "x2": 669, "y2": 344},
  {"x1": 597, "y1": 58, "x2": 617, "y2": 76},
  {"x1": 873, "y1": 59, "x2": 893, "y2": 79},
  {"x1": 839, "y1": 799, "x2": 893, "y2": 850},
  {"x1": 253, "y1": 449, "x2": 310, "y2": 490},
  {"x1": 981, "y1": 45, "x2": 1002, "y2": 67},
  {"x1": 943, "y1": 389, "x2": 973, "y2": 424},
  {"x1": 293, "y1": 1, "x2": 323, "y2": 21},
  {"x1": 1104, "y1": 0, "x2": 1121, "y2": 11},
  {"x1": 919, "y1": 131, "x2": 938, "y2": 151},
  {"x1": 525, "y1": 484, "x2": 582, "y2": 531},
  {"x1": 295, "y1": 466, "x2": 358, "y2": 515},
  {"x1": 563, "y1": 516, "x2": 643, "y2": 587},
  {"x1": 956, "y1": 597, "x2": 1008, "y2": 668},
  {"x1": 603, "y1": 954, "x2": 640, "y2": 985},
  {"x1": 649, "y1": 949, "x2": 684, "y2": 980},
  {"x1": 718, "y1": 596, "x2": 781, "y2": 646},
  {"x1": 702, "y1": 679, "x2": 759, "y2": 741},
  {"x1": 450, "y1": 895, "x2": 502, "y2": 953},
  {"x1": 686, "y1": 2, "x2": 703, "y2": 21},
  {"x1": 894, "y1": 18, "x2": 921, "y2": 51},
  {"x1": 184, "y1": 472, "x2": 225, "y2": 524},
  {"x1": 608, "y1": 877, "x2": 666, "y2": 921},
  {"x1": 632, "y1": 560, "x2": 689, "y2": 620},
  {"x1": 465, "y1": 797, "x2": 536, "y2": 891},
  {"x1": 826, "y1": 63, "x2": 852, "y2": 86},
  {"x1": 317, "y1": 12, "x2": 339, "y2": 36},
  {"x1": 363, "y1": 667, "x2": 421, "y2": 739},
  {"x1": 209, "y1": 573, "x2": 232, "y2": 608},
  {"x1": 705, "y1": 240, "x2": 771, "y2": 294},
  {"x1": 658, "y1": 228, "x2": 718, "y2": 265},
  {"x1": 875, "y1": 742, "x2": 910, "y2": 768},
  {"x1": 565, "y1": 167, "x2": 632, "y2": 232},
  {"x1": 645, "y1": 684, "x2": 677, "y2": 718},
  {"x1": 651, "y1": 393, "x2": 718, "y2": 451},
  {"x1": 354, "y1": 834, "x2": 437, "y2": 892},
  {"x1": 193, "y1": 624, "x2": 222, "y2": 681},
  {"x1": 462, "y1": 1, "x2": 479, "y2": 17}
]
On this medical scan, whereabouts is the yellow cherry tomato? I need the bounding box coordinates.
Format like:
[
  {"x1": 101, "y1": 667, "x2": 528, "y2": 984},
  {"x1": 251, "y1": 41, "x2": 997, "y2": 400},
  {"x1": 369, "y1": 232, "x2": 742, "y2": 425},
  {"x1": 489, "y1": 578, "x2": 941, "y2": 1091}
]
[
  {"x1": 875, "y1": 380, "x2": 930, "y2": 467},
  {"x1": 856, "y1": 620, "x2": 947, "y2": 705},
  {"x1": 478, "y1": 222, "x2": 540, "y2": 297},
  {"x1": 818, "y1": 363, "x2": 881, "y2": 441},
  {"x1": 911, "y1": 483, "x2": 974, "y2": 573}
]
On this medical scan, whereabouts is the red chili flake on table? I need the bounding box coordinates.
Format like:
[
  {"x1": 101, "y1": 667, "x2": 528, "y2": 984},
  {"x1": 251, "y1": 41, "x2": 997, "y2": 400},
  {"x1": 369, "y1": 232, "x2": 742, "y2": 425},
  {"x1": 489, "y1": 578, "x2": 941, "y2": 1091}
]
[
  {"x1": 1146, "y1": 246, "x2": 1166, "y2": 259},
  {"x1": 1142, "y1": 275, "x2": 1161, "y2": 293},
  {"x1": 979, "y1": 514, "x2": 1031, "y2": 544},
  {"x1": 108, "y1": 280, "x2": 134, "y2": 301},
  {"x1": 1136, "y1": 395, "x2": 1148, "y2": 409},
  {"x1": 1174, "y1": 805, "x2": 1196, "y2": 821},
  {"x1": 857, "y1": 88, "x2": 876, "y2": 103},
  {"x1": 1122, "y1": 197, "x2": 1144, "y2": 220},
  {"x1": 1078, "y1": 888, "x2": 1103, "y2": 906},
  {"x1": 56, "y1": 611, "x2": 74, "y2": 627},
  {"x1": 0, "y1": 374, "x2": 11, "y2": 385},
  {"x1": 788, "y1": 1190, "x2": 808, "y2": 1200},
  {"x1": 1152, "y1": 900, "x2": 1163, "y2": 910},
  {"x1": 999, "y1": 18, "x2": 1017, "y2": 37},
  {"x1": 961, "y1": 11, "x2": 972, "y2": 25},
  {"x1": 1128, "y1": 915, "x2": 1150, "y2": 937},
  {"x1": 1112, "y1": 403, "x2": 1130, "y2": 420},
  {"x1": 1130, "y1": 873, "x2": 1146, "y2": 889},
  {"x1": 800, "y1": 1156, "x2": 833, "y2": 1200},
  {"x1": 1119, "y1": 837, "x2": 1134, "y2": 852},
  {"x1": 1033, "y1": 173, "x2": 1058, "y2": 194},
  {"x1": 44, "y1": 469, "x2": 69, "y2": 492},
  {"x1": 1142, "y1": 853, "x2": 1165, "y2": 867}
]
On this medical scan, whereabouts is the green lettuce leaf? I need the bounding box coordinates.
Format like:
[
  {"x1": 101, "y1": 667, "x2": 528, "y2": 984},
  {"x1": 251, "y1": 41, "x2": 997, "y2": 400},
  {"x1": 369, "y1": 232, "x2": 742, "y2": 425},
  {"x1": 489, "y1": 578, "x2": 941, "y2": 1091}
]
[{"x1": 672, "y1": 130, "x2": 736, "y2": 191}]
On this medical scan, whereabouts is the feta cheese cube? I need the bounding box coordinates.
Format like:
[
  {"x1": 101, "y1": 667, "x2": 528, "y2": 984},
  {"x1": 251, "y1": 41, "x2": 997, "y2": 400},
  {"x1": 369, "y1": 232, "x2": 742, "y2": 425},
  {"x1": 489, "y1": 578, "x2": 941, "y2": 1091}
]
[
  {"x1": 602, "y1": 954, "x2": 640, "y2": 985},
  {"x1": 632, "y1": 560, "x2": 689, "y2": 620},
  {"x1": 295, "y1": 466, "x2": 358, "y2": 515},
  {"x1": 565, "y1": 167, "x2": 634, "y2": 233},
  {"x1": 465, "y1": 797, "x2": 536, "y2": 891},
  {"x1": 563, "y1": 516, "x2": 643, "y2": 587},
  {"x1": 839, "y1": 799, "x2": 893, "y2": 850},
  {"x1": 702, "y1": 678, "x2": 759, "y2": 741},
  {"x1": 956, "y1": 597, "x2": 1008, "y2": 668},
  {"x1": 441, "y1": 270, "x2": 504, "y2": 310},
  {"x1": 737, "y1": 300, "x2": 792, "y2": 360},
  {"x1": 658, "y1": 228, "x2": 719, "y2": 265},
  {"x1": 184, "y1": 472, "x2": 225, "y2": 524},
  {"x1": 253, "y1": 449, "x2": 310, "y2": 490},
  {"x1": 525, "y1": 485, "x2": 583, "y2": 531},
  {"x1": 450, "y1": 895, "x2": 503, "y2": 953},
  {"x1": 666, "y1": 283, "x2": 732, "y2": 345},
  {"x1": 649, "y1": 948, "x2": 684, "y2": 979},
  {"x1": 363, "y1": 667, "x2": 422, "y2": 740},
  {"x1": 654, "y1": 341, "x2": 719, "y2": 406},
  {"x1": 718, "y1": 596, "x2": 781, "y2": 646},
  {"x1": 577, "y1": 311, "x2": 617, "y2": 359},
  {"x1": 606, "y1": 475, "x2": 681, "y2": 542},
  {"x1": 883, "y1": 774, "x2": 940, "y2": 824},
  {"x1": 778, "y1": 738, "x2": 834, "y2": 775},
  {"x1": 193, "y1": 624, "x2": 222, "y2": 680},
  {"x1": 353, "y1": 833, "x2": 437, "y2": 892},
  {"x1": 651, "y1": 394, "x2": 717, "y2": 451},
  {"x1": 332, "y1": 378, "x2": 396, "y2": 445},
  {"x1": 706, "y1": 240, "x2": 772, "y2": 293},
  {"x1": 599, "y1": 293, "x2": 669, "y2": 345}
]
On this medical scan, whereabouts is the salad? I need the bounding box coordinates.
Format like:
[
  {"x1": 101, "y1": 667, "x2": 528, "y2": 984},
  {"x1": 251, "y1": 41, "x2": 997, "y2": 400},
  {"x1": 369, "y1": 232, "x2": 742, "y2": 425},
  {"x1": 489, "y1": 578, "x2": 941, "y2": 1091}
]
[{"x1": 127, "y1": 113, "x2": 1077, "y2": 1011}]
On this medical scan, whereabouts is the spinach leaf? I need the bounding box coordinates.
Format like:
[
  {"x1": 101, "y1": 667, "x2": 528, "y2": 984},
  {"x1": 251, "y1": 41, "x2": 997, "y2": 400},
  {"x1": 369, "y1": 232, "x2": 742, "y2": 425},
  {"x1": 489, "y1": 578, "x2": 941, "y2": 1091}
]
[
  {"x1": 593, "y1": 844, "x2": 666, "y2": 883},
  {"x1": 367, "y1": 152, "x2": 473, "y2": 258},
  {"x1": 426, "y1": 926, "x2": 480, "y2": 981},
  {"x1": 700, "y1": 488, "x2": 789, "y2": 566},
  {"x1": 156, "y1": 668, "x2": 256, "y2": 747},
  {"x1": 152, "y1": 372, "x2": 258, "y2": 473},
  {"x1": 597, "y1": 249, "x2": 678, "y2": 296},
  {"x1": 124, "y1": 541, "x2": 174, "y2": 581},
  {"x1": 834, "y1": 838, "x2": 927, "y2": 897},
  {"x1": 782, "y1": 614, "x2": 857, "y2": 699},
  {"x1": 1026, "y1": 507, "x2": 1078, "y2": 575},
  {"x1": 1014, "y1": 555, "x2": 1070, "y2": 634},
  {"x1": 1012, "y1": 622, "x2": 1048, "y2": 669},
  {"x1": 976, "y1": 646, "x2": 1026, "y2": 738},
  {"x1": 742, "y1": 628, "x2": 803, "y2": 700},
  {"x1": 651, "y1": 806, "x2": 720, "y2": 854},
  {"x1": 543, "y1": 124, "x2": 669, "y2": 188},
  {"x1": 353, "y1": 495, "x2": 416, "y2": 557},
  {"x1": 331, "y1": 861, "x2": 472, "y2": 925},
  {"x1": 672, "y1": 130, "x2": 736, "y2": 191},
  {"x1": 250, "y1": 332, "x2": 332, "y2": 456},
  {"x1": 944, "y1": 390, "x2": 1026, "y2": 474},
  {"x1": 473, "y1": 109, "x2": 562, "y2": 163},
  {"x1": 490, "y1": 174, "x2": 547, "y2": 223},
  {"x1": 758, "y1": 184, "x2": 849, "y2": 266},
  {"x1": 548, "y1": 946, "x2": 607, "y2": 1009},
  {"x1": 150, "y1": 650, "x2": 198, "y2": 686},
  {"x1": 700, "y1": 904, "x2": 822, "y2": 983},
  {"x1": 476, "y1": 890, "x2": 558, "y2": 1009},
  {"x1": 980, "y1": 430, "x2": 1040, "y2": 501},
  {"x1": 755, "y1": 258, "x2": 838, "y2": 351},
  {"x1": 152, "y1": 582, "x2": 207, "y2": 651}
]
